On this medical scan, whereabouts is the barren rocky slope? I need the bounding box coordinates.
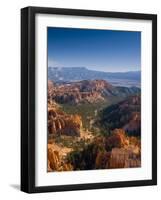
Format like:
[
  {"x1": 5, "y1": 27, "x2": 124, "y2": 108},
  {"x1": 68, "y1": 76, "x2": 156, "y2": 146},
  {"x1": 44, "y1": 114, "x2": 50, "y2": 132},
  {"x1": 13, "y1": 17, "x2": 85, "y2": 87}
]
[
  {"x1": 99, "y1": 95, "x2": 141, "y2": 136},
  {"x1": 48, "y1": 99, "x2": 82, "y2": 136}
]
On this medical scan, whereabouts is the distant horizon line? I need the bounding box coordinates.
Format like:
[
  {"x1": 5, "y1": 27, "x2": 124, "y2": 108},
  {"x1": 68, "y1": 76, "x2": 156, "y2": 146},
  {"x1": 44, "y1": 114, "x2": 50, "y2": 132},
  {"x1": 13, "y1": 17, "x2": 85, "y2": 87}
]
[{"x1": 48, "y1": 66, "x2": 141, "y2": 73}]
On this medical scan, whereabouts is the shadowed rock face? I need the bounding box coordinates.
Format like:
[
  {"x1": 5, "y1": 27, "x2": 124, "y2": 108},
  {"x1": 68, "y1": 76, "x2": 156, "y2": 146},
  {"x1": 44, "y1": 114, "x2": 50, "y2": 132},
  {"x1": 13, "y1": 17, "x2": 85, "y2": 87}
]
[
  {"x1": 123, "y1": 112, "x2": 141, "y2": 133},
  {"x1": 48, "y1": 100, "x2": 82, "y2": 137},
  {"x1": 99, "y1": 95, "x2": 141, "y2": 136}
]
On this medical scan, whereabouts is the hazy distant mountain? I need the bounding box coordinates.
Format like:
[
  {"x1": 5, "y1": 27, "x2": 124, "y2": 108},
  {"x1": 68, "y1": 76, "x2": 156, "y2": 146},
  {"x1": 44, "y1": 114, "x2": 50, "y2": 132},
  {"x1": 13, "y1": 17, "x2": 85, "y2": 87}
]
[{"x1": 48, "y1": 67, "x2": 141, "y2": 87}]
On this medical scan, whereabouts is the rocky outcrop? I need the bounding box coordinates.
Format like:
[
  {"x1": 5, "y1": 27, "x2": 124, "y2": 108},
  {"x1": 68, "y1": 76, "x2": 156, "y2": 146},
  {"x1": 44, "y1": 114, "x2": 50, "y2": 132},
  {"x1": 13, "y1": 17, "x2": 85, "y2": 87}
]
[
  {"x1": 99, "y1": 95, "x2": 141, "y2": 136},
  {"x1": 94, "y1": 129, "x2": 140, "y2": 169},
  {"x1": 68, "y1": 128, "x2": 141, "y2": 170},
  {"x1": 105, "y1": 129, "x2": 129, "y2": 151},
  {"x1": 104, "y1": 129, "x2": 140, "y2": 168},
  {"x1": 48, "y1": 146, "x2": 60, "y2": 171},
  {"x1": 108, "y1": 147, "x2": 141, "y2": 168},
  {"x1": 51, "y1": 80, "x2": 106, "y2": 104},
  {"x1": 95, "y1": 151, "x2": 111, "y2": 169},
  {"x1": 48, "y1": 144, "x2": 73, "y2": 172},
  {"x1": 48, "y1": 79, "x2": 140, "y2": 105},
  {"x1": 48, "y1": 101, "x2": 82, "y2": 136}
]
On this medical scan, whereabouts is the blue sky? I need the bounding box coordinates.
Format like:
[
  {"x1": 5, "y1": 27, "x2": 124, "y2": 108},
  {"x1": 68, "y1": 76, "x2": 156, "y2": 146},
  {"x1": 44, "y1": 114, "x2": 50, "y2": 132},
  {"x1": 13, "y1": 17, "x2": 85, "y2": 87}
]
[{"x1": 48, "y1": 27, "x2": 141, "y2": 72}]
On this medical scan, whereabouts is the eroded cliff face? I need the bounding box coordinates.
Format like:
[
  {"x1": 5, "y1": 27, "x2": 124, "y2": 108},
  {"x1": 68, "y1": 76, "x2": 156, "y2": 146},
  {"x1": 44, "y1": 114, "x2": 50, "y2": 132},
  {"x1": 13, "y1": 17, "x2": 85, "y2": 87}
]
[
  {"x1": 48, "y1": 80, "x2": 140, "y2": 105},
  {"x1": 47, "y1": 125, "x2": 141, "y2": 171},
  {"x1": 48, "y1": 100, "x2": 82, "y2": 137},
  {"x1": 49, "y1": 80, "x2": 106, "y2": 104},
  {"x1": 48, "y1": 144, "x2": 73, "y2": 172},
  {"x1": 108, "y1": 147, "x2": 141, "y2": 169},
  {"x1": 68, "y1": 129, "x2": 141, "y2": 170},
  {"x1": 98, "y1": 129, "x2": 141, "y2": 169}
]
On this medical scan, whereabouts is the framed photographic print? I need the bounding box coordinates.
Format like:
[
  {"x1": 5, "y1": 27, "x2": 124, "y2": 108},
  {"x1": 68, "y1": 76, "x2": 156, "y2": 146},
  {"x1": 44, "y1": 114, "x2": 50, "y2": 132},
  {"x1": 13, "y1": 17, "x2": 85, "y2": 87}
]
[{"x1": 21, "y1": 6, "x2": 157, "y2": 193}]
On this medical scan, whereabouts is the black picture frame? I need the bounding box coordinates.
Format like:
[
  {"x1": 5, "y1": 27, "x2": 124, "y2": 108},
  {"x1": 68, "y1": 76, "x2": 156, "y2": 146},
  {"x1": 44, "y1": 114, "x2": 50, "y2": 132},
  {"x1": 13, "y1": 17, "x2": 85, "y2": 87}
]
[{"x1": 21, "y1": 6, "x2": 157, "y2": 193}]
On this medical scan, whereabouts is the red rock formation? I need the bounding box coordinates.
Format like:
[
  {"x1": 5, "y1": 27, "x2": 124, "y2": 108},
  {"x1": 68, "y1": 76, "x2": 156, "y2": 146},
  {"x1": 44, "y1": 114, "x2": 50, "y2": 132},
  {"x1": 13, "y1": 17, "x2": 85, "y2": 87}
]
[
  {"x1": 48, "y1": 80, "x2": 117, "y2": 104},
  {"x1": 48, "y1": 101, "x2": 82, "y2": 136},
  {"x1": 48, "y1": 146, "x2": 60, "y2": 171},
  {"x1": 105, "y1": 129, "x2": 129, "y2": 151},
  {"x1": 108, "y1": 147, "x2": 141, "y2": 168},
  {"x1": 47, "y1": 144, "x2": 73, "y2": 172},
  {"x1": 95, "y1": 129, "x2": 141, "y2": 169},
  {"x1": 95, "y1": 151, "x2": 111, "y2": 169}
]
